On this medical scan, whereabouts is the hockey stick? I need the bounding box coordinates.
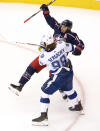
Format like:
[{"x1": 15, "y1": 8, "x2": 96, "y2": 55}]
[
  {"x1": 0, "y1": 39, "x2": 39, "y2": 53},
  {"x1": 0, "y1": 34, "x2": 40, "y2": 53},
  {"x1": 24, "y1": 0, "x2": 56, "y2": 23},
  {"x1": 0, "y1": 38, "x2": 40, "y2": 47},
  {"x1": 16, "y1": 41, "x2": 40, "y2": 46}
]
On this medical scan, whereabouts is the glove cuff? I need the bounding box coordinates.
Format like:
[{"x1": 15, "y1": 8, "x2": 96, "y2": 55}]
[
  {"x1": 72, "y1": 51, "x2": 81, "y2": 55},
  {"x1": 43, "y1": 10, "x2": 50, "y2": 16}
]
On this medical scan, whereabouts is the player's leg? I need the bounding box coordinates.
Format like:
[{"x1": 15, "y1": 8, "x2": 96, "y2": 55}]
[
  {"x1": 32, "y1": 90, "x2": 50, "y2": 126},
  {"x1": 59, "y1": 59, "x2": 73, "y2": 100},
  {"x1": 62, "y1": 70, "x2": 83, "y2": 111},
  {"x1": 9, "y1": 56, "x2": 46, "y2": 95},
  {"x1": 8, "y1": 65, "x2": 36, "y2": 96},
  {"x1": 32, "y1": 74, "x2": 61, "y2": 126},
  {"x1": 18, "y1": 56, "x2": 46, "y2": 86},
  {"x1": 49, "y1": 72, "x2": 68, "y2": 99},
  {"x1": 32, "y1": 70, "x2": 75, "y2": 126}
]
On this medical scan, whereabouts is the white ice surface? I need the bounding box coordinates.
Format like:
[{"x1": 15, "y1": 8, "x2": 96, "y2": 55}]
[{"x1": 0, "y1": 3, "x2": 100, "y2": 131}]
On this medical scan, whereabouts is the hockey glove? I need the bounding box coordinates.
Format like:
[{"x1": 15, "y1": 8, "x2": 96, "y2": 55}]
[
  {"x1": 40, "y1": 4, "x2": 50, "y2": 16},
  {"x1": 72, "y1": 44, "x2": 84, "y2": 56}
]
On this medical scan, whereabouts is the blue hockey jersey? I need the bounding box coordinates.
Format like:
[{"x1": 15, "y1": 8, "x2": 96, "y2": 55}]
[{"x1": 44, "y1": 15, "x2": 84, "y2": 47}]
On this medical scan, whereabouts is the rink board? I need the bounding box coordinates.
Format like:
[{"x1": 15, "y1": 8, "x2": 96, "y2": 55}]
[{"x1": 0, "y1": 0, "x2": 100, "y2": 10}]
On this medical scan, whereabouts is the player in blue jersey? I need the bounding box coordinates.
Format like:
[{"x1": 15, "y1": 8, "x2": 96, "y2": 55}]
[
  {"x1": 40, "y1": 4, "x2": 84, "y2": 54},
  {"x1": 9, "y1": 4, "x2": 84, "y2": 99},
  {"x1": 32, "y1": 34, "x2": 83, "y2": 126}
]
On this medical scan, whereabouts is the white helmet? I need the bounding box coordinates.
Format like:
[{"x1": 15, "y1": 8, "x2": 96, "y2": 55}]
[{"x1": 41, "y1": 34, "x2": 54, "y2": 46}]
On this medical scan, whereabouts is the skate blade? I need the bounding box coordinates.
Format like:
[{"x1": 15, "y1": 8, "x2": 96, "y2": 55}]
[
  {"x1": 69, "y1": 108, "x2": 85, "y2": 115},
  {"x1": 8, "y1": 87, "x2": 20, "y2": 96},
  {"x1": 79, "y1": 110, "x2": 85, "y2": 115},
  {"x1": 74, "y1": 109, "x2": 85, "y2": 115},
  {"x1": 32, "y1": 121, "x2": 48, "y2": 126}
]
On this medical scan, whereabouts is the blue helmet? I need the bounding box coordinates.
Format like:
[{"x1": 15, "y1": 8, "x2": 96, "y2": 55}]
[{"x1": 61, "y1": 19, "x2": 73, "y2": 30}]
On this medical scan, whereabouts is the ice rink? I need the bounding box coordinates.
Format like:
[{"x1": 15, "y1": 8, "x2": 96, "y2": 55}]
[{"x1": 0, "y1": 3, "x2": 100, "y2": 131}]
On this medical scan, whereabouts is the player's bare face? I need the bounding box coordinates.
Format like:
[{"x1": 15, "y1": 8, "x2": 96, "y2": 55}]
[{"x1": 61, "y1": 25, "x2": 68, "y2": 33}]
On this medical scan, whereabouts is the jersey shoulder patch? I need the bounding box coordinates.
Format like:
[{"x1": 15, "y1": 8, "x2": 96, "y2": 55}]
[{"x1": 40, "y1": 53, "x2": 44, "y2": 58}]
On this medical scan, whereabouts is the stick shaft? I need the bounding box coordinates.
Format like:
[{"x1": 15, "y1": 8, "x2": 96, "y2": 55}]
[
  {"x1": 24, "y1": 10, "x2": 41, "y2": 23},
  {"x1": 16, "y1": 42, "x2": 40, "y2": 46},
  {"x1": 24, "y1": 0, "x2": 56, "y2": 23}
]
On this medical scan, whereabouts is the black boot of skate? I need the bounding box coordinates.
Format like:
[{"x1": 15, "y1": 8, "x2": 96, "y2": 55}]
[
  {"x1": 69, "y1": 101, "x2": 83, "y2": 111},
  {"x1": 32, "y1": 112, "x2": 48, "y2": 126},
  {"x1": 8, "y1": 83, "x2": 24, "y2": 96}
]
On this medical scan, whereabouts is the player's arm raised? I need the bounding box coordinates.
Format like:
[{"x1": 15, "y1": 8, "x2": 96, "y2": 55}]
[{"x1": 40, "y1": 4, "x2": 60, "y2": 29}]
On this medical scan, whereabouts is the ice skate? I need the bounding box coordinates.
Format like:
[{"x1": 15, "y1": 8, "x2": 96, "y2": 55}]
[
  {"x1": 69, "y1": 101, "x2": 83, "y2": 111},
  {"x1": 32, "y1": 112, "x2": 48, "y2": 126},
  {"x1": 8, "y1": 83, "x2": 23, "y2": 96}
]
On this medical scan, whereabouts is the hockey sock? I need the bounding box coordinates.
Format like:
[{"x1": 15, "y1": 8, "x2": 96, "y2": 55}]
[
  {"x1": 64, "y1": 89, "x2": 79, "y2": 105},
  {"x1": 19, "y1": 65, "x2": 36, "y2": 85},
  {"x1": 40, "y1": 91, "x2": 50, "y2": 112}
]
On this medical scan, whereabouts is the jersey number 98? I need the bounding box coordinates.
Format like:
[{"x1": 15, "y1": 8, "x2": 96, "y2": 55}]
[{"x1": 51, "y1": 55, "x2": 67, "y2": 69}]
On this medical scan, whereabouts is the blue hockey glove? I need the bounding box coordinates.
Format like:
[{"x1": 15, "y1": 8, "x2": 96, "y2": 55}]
[
  {"x1": 72, "y1": 44, "x2": 84, "y2": 56},
  {"x1": 40, "y1": 4, "x2": 50, "y2": 16}
]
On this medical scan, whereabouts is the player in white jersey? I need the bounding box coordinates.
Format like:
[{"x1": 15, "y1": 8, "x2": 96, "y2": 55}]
[
  {"x1": 39, "y1": 36, "x2": 73, "y2": 74},
  {"x1": 32, "y1": 34, "x2": 83, "y2": 126}
]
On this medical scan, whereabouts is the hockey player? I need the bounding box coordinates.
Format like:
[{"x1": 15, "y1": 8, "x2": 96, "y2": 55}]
[
  {"x1": 9, "y1": 4, "x2": 84, "y2": 98},
  {"x1": 32, "y1": 34, "x2": 83, "y2": 126}
]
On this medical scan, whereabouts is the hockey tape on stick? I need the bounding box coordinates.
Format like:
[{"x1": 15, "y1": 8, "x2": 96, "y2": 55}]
[{"x1": 24, "y1": 0, "x2": 56, "y2": 23}]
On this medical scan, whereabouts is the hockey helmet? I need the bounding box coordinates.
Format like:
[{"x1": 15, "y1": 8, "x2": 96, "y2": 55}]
[
  {"x1": 61, "y1": 19, "x2": 73, "y2": 30},
  {"x1": 41, "y1": 34, "x2": 54, "y2": 46}
]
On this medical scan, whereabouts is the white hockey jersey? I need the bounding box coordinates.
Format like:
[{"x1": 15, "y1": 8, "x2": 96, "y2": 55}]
[{"x1": 39, "y1": 41, "x2": 74, "y2": 74}]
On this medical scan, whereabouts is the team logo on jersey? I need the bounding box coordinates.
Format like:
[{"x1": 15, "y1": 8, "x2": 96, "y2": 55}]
[{"x1": 40, "y1": 54, "x2": 44, "y2": 58}]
